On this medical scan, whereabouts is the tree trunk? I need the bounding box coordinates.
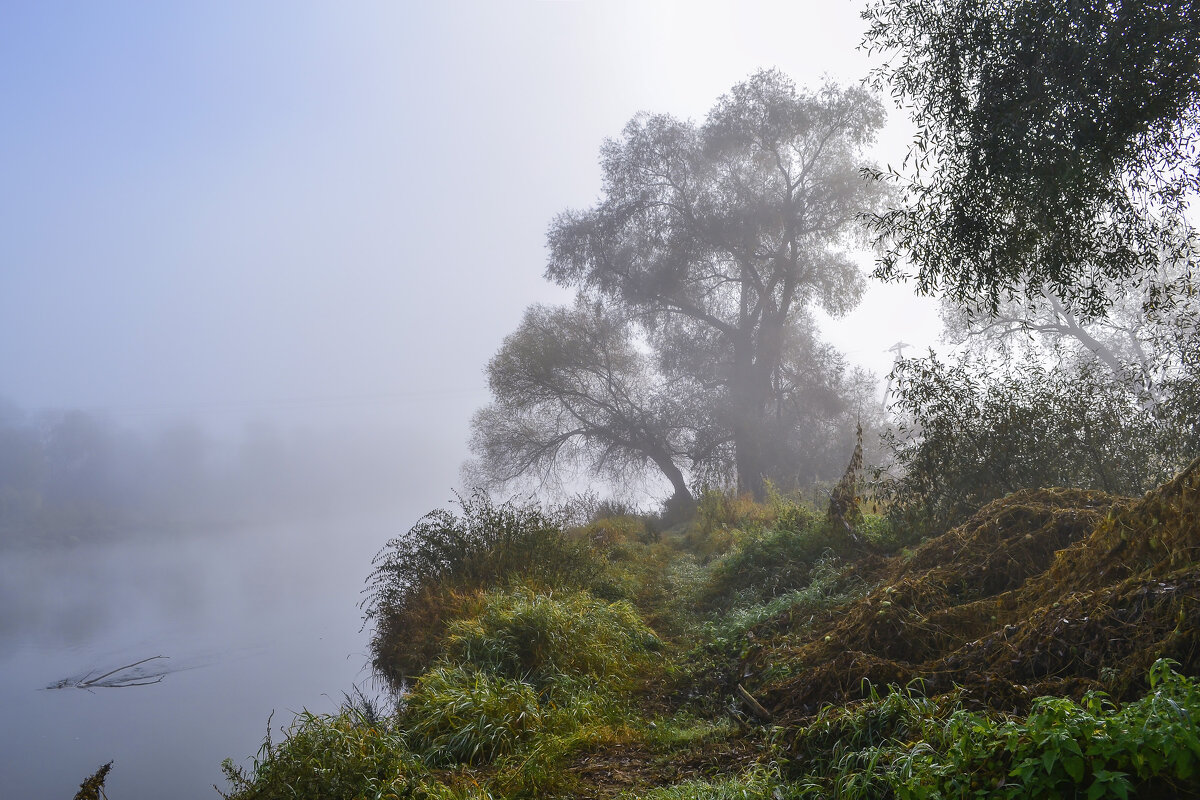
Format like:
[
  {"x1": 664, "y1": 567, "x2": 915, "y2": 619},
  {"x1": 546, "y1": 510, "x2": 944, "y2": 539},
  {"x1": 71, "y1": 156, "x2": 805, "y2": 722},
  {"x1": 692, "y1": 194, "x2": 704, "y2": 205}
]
[
  {"x1": 730, "y1": 336, "x2": 773, "y2": 500},
  {"x1": 651, "y1": 451, "x2": 693, "y2": 504}
]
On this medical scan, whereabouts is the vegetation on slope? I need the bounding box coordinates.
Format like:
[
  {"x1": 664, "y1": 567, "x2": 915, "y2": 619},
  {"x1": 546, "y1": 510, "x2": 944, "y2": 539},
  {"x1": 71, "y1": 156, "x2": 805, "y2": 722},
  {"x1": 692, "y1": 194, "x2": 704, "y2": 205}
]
[{"x1": 222, "y1": 459, "x2": 1200, "y2": 798}]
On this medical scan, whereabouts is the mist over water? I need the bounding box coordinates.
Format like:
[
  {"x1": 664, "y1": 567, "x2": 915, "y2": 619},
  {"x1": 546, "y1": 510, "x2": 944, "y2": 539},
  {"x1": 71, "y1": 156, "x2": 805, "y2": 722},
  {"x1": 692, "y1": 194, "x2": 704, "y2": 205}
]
[
  {"x1": 0, "y1": 405, "x2": 469, "y2": 797},
  {"x1": 0, "y1": 511, "x2": 410, "y2": 798}
]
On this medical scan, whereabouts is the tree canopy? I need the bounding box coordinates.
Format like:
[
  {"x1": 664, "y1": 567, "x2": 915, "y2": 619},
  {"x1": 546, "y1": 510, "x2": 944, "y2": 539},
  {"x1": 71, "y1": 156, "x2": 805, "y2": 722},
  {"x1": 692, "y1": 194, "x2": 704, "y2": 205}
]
[
  {"x1": 536, "y1": 69, "x2": 888, "y2": 499},
  {"x1": 863, "y1": 0, "x2": 1200, "y2": 314}
]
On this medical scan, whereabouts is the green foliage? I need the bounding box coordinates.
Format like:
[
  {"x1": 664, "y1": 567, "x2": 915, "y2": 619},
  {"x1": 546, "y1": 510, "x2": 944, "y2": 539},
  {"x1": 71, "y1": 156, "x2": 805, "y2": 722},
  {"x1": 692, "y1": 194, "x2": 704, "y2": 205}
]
[
  {"x1": 219, "y1": 709, "x2": 418, "y2": 800},
  {"x1": 696, "y1": 490, "x2": 775, "y2": 538},
  {"x1": 443, "y1": 587, "x2": 659, "y2": 690},
  {"x1": 702, "y1": 552, "x2": 866, "y2": 656},
  {"x1": 363, "y1": 492, "x2": 599, "y2": 684},
  {"x1": 784, "y1": 660, "x2": 1200, "y2": 800},
  {"x1": 879, "y1": 354, "x2": 1185, "y2": 534},
  {"x1": 864, "y1": 0, "x2": 1200, "y2": 314},
  {"x1": 892, "y1": 660, "x2": 1200, "y2": 799},
  {"x1": 404, "y1": 665, "x2": 544, "y2": 767},
  {"x1": 765, "y1": 481, "x2": 820, "y2": 535},
  {"x1": 700, "y1": 519, "x2": 842, "y2": 610},
  {"x1": 402, "y1": 586, "x2": 659, "y2": 773}
]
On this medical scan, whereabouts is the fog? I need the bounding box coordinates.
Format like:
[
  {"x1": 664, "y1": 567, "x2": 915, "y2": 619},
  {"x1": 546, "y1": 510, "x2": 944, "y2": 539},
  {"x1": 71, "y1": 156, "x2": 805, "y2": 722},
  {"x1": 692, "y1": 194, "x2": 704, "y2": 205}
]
[{"x1": 0, "y1": 2, "x2": 944, "y2": 796}]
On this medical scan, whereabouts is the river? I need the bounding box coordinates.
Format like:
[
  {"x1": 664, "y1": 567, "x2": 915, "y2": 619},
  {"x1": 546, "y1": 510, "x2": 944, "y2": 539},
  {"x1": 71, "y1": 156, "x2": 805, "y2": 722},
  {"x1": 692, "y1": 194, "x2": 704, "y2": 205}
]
[{"x1": 0, "y1": 512, "x2": 406, "y2": 798}]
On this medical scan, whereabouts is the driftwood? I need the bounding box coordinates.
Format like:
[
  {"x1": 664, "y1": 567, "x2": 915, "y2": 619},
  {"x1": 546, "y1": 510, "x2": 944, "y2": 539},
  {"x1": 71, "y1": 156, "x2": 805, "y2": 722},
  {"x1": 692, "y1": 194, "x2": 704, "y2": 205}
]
[
  {"x1": 735, "y1": 683, "x2": 772, "y2": 721},
  {"x1": 47, "y1": 656, "x2": 170, "y2": 690}
]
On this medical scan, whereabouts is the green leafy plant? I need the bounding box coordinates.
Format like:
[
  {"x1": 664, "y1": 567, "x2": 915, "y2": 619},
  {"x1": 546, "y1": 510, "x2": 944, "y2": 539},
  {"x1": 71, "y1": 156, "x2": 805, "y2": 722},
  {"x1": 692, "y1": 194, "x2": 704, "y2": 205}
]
[{"x1": 784, "y1": 660, "x2": 1200, "y2": 800}]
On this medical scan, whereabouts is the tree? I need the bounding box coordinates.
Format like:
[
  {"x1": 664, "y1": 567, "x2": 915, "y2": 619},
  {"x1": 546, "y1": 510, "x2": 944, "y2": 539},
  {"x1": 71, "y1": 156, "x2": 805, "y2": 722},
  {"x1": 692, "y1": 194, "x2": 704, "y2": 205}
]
[
  {"x1": 467, "y1": 298, "x2": 709, "y2": 507},
  {"x1": 940, "y1": 264, "x2": 1200, "y2": 408},
  {"x1": 863, "y1": 0, "x2": 1200, "y2": 314},
  {"x1": 542, "y1": 69, "x2": 888, "y2": 498},
  {"x1": 879, "y1": 352, "x2": 1185, "y2": 533}
]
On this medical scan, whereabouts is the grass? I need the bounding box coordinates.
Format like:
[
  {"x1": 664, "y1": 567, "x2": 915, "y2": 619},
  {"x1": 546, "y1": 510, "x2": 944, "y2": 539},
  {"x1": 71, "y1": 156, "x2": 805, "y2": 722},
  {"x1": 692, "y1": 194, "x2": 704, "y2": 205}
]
[{"x1": 224, "y1": 485, "x2": 1200, "y2": 800}]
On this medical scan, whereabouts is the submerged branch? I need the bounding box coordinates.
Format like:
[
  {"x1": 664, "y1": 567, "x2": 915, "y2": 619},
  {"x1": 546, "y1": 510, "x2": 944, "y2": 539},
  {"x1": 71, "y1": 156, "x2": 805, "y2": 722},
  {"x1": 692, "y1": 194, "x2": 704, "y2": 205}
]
[{"x1": 47, "y1": 656, "x2": 170, "y2": 690}]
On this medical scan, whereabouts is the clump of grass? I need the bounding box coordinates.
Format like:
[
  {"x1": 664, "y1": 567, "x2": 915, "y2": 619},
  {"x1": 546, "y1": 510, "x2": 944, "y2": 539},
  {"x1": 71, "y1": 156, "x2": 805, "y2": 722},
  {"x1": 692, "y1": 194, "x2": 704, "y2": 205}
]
[
  {"x1": 622, "y1": 763, "x2": 790, "y2": 800},
  {"x1": 699, "y1": 520, "x2": 842, "y2": 611},
  {"x1": 219, "y1": 707, "x2": 419, "y2": 800},
  {"x1": 401, "y1": 586, "x2": 661, "y2": 774},
  {"x1": 703, "y1": 551, "x2": 866, "y2": 654},
  {"x1": 363, "y1": 492, "x2": 602, "y2": 686},
  {"x1": 404, "y1": 665, "x2": 544, "y2": 766},
  {"x1": 444, "y1": 586, "x2": 660, "y2": 689}
]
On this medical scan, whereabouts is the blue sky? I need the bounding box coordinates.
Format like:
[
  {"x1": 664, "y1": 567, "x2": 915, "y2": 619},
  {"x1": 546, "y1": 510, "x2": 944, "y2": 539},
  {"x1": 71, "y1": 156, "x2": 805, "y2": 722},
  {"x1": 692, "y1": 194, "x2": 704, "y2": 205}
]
[{"x1": 0, "y1": 1, "x2": 940, "y2": 449}]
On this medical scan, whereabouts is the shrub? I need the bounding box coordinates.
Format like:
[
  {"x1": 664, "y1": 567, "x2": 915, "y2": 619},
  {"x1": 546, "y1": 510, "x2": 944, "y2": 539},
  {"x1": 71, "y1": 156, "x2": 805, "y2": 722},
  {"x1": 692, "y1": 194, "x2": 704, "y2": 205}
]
[
  {"x1": 402, "y1": 587, "x2": 661, "y2": 769},
  {"x1": 696, "y1": 490, "x2": 775, "y2": 537},
  {"x1": 362, "y1": 492, "x2": 599, "y2": 685},
  {"x1": 698, "y1": 521, "x2": 839, "y2": 610},
  {"x1": 878, "y1": 354, "x2": 1185, "y2": 535},
  {"x1": 783, "y1": 660, "x2": 1200, "y2": 800},
  {"x1": 702, "y1": 551, "x2": 866, "y2": 660}
]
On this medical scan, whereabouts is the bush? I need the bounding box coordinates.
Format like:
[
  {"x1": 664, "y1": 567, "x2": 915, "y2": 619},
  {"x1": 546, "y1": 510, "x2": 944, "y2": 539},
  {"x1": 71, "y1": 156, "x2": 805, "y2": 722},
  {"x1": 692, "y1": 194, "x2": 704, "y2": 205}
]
[
  {"x1": 878, "y1": 354, "x2": 1185, "y2": 535},
  {"x1": 698, "y1": 521, "x2": 838, "y2": 610},
  {"x1": 363, "y1": 492, "x2": 599, "y2": 685},
  {"x1": 402, "y1": 587, "x2": 660, "y2": 769},
  {"x1": 783, "y1": 660, "x2": 1200, "y2": 800}
]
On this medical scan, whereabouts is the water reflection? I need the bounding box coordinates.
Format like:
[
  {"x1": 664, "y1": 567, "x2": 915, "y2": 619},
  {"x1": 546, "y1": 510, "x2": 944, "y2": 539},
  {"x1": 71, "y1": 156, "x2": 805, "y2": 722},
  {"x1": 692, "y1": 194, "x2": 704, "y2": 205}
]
[{"x1": 0, "y1": 515, "x2": 392, "y2": 798}]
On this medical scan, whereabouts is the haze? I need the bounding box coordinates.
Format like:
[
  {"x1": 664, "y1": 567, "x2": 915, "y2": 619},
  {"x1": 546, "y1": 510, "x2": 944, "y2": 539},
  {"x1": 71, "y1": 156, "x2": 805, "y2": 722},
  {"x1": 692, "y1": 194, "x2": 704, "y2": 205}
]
[
  {"x1": 0, "y1": 2, "x2": 938, "y2": 484},
  {"x1": 0, "y1": 3, "x2": 952, "y2": 796}
]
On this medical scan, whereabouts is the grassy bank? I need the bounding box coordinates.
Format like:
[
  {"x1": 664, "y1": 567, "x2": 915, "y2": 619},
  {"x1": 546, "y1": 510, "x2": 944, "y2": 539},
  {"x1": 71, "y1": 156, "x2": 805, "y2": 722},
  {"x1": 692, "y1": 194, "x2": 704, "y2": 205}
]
[{"x1": 220, "y1": 462, "x2": 1200, "y2": 799}]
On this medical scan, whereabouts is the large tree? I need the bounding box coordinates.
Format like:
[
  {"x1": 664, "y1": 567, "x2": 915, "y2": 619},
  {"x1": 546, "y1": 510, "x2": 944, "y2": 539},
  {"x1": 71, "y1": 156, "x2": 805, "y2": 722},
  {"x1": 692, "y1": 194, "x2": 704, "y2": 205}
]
[
  {"x1": 542, "y1": 70, "x2": 888, "y2": 498},
  {"x1": 863, "y1": 0, "x2": 1200, "y2": 314}
]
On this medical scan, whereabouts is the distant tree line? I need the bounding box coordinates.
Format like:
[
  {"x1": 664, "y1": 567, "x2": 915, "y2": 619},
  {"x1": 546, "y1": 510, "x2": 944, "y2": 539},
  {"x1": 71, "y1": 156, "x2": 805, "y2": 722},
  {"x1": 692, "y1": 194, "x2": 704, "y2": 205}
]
[{"x1": 0, "y1": 401, "x2": 415, "y2": 547}]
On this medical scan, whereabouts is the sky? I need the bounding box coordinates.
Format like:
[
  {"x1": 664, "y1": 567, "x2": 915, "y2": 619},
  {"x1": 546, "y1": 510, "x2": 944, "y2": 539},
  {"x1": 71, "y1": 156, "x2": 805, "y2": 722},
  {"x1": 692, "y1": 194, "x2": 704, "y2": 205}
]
[{"x1": 0, "y1": 1, "x2": 942, "y2": 459}]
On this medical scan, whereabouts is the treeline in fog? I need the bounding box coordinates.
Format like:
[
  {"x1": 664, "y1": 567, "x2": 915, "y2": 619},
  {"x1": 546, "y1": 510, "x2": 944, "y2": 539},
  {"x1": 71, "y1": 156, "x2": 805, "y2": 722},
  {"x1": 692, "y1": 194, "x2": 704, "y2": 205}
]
[{"x1": 0, "y1": 398, "x2": 418, "y2": 547}]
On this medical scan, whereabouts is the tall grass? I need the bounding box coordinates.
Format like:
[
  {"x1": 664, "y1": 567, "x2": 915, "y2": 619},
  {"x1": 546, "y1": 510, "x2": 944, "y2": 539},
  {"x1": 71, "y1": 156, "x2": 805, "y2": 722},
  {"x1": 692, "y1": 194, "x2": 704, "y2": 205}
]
[
  {"x1": 362, "y1": 492, "x2": 600, "y2": 684},
  {"x1": 218, "y1": 707, "x2": 417, "y2": 800}
]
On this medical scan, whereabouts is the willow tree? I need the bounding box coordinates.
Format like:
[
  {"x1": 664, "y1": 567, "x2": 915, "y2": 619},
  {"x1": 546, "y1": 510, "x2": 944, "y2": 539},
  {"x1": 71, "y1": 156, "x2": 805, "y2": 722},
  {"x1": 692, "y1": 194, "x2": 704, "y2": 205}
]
[{"x1": 543, "y1": 70, "x2": 888, "y2": 498}]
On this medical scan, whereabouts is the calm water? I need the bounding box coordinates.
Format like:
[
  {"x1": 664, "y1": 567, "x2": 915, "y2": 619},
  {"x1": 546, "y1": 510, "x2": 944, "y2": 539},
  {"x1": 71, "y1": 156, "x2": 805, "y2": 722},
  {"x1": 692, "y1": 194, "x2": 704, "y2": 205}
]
[{"x1": 0, "y1": 513, "x2": 403, "y2": 798}]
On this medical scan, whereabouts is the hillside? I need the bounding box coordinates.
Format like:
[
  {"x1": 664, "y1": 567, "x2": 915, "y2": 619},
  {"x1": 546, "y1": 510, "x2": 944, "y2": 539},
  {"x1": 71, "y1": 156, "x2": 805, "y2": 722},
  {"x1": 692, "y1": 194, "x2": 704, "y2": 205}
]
[{"x1": 219, "y1": 461, "x2": 1200, "y2": 800}]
